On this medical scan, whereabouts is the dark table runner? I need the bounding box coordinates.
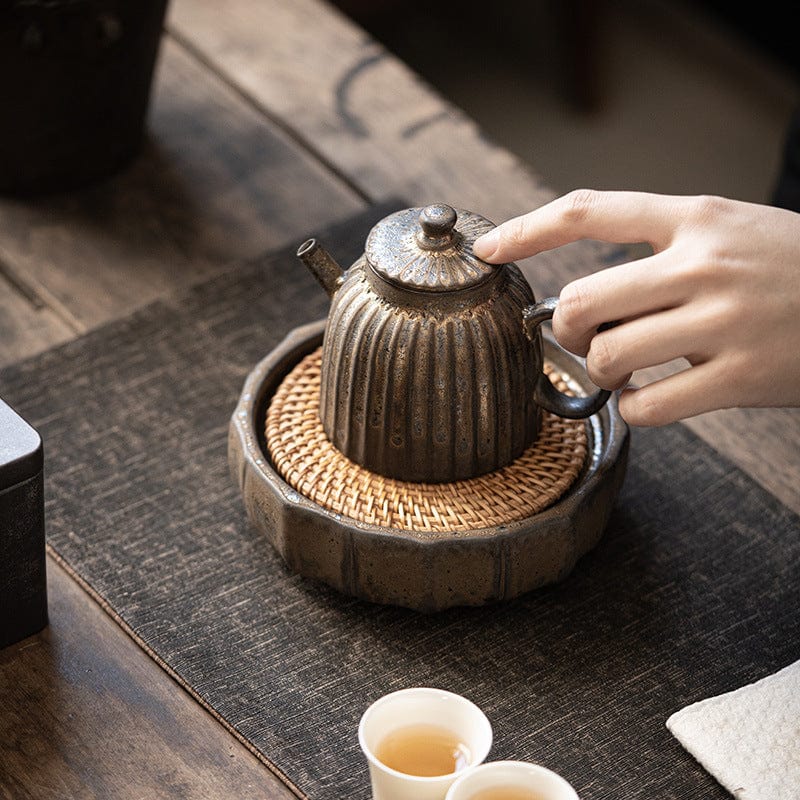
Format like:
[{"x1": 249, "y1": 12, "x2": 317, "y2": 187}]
[{"x1": 1, "y1": 207, "x2": 798, "y2": 800}]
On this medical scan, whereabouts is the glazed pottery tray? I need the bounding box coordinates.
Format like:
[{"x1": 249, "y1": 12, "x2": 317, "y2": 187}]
[{"x1": 229, "y1": 319, "x2": 629, "y2": 611}]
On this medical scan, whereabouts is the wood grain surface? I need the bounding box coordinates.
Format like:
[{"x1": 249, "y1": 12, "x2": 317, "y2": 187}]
[
  {"x1": 0, "y1": 267, "x2": 74, "y2": 367},
  {"x1": 0, "y1": 36, "x2": 363, "y2": 335},
  {"x1": 166, "y1": 0, "x2": 617, "y2": 298}
]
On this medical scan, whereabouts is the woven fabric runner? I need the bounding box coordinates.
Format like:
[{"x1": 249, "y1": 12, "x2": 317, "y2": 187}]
[{"x1": 1, "y1": 207, "x2": 798, "y2": 800}]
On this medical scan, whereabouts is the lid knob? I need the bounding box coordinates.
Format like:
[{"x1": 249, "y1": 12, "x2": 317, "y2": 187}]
[{"x1": 417, "y1": 204, "x2": 458, "y2": 249}]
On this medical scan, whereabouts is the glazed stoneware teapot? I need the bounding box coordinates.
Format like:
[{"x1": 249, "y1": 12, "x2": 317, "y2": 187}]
[{"x1": 297, "y1": 204, "x2": 609, "y2": 483}]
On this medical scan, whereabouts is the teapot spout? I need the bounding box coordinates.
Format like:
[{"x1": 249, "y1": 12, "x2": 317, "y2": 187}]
[{"x1": 297, "y1": 239, "x2": 343, "y2": 298}]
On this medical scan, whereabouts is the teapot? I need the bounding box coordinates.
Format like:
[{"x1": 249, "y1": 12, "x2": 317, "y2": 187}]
[{"x1": 297, "y1": 203, "x2": 609, "y2": 483}]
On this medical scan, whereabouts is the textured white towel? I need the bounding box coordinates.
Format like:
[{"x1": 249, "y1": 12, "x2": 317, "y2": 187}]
[{"x1": 667, "y1": 660, "x2": 800, "y2": 800}]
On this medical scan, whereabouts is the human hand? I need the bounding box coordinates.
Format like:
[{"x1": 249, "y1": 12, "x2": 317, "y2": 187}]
[{"x1": 473, "y1": 190, "x2": 800, "y2": 426}]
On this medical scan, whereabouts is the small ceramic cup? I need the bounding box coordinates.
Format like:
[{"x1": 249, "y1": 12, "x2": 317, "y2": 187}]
[
  {"x1": 444, "y1": 760, "x2": 579, "y2": 800},
  {"x1": 358, "y1": 687, "x2": 493, "y2": 800}
]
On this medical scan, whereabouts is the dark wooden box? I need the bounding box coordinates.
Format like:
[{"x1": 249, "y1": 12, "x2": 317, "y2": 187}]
[{"x1": 0, "y1": 398, "x2": 47, "y2": 649}]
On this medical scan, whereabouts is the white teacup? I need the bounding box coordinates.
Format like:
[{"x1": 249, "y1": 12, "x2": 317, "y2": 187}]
[
  {"x1": 358, "y1": 687, "x2": 493, "y2": 800},
  {"x1": 445, "y1": 760, "x2": 579, "y2": 800}
]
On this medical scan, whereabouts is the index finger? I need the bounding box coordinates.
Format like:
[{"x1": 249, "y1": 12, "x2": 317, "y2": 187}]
[{"x1": 473, "y1": 190, "x2": 685, "y2": 263}]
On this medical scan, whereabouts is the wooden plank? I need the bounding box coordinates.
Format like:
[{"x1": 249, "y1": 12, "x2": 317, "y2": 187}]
[
  {"x1": 166, "y1": 0, "x2": 607, "y2": 296},
  {"x1": 0, "y1": 556, "x2": 297, "y2": 800},
  {"x1": 0, "y1": 36, "x2": 364, "y2": 331},
  {"x1": 0, "y1": 274, "x2": 74, "y2": 369},
  {"x1": 167, "y1": 0, "x2": 552, "y2": 220},
  {"x1": 168, "y1": 0, "x2": 800, "y2": 513}
]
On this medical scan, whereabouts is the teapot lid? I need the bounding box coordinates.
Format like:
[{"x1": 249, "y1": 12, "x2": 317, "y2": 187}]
[{"x1": 365, "y1": 204, "x2": 498, "y2": 292}]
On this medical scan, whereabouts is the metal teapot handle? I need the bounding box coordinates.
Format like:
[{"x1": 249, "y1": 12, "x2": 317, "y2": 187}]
[{"x1": 523, "y1": 297, "x2": 611, "y2": 419}]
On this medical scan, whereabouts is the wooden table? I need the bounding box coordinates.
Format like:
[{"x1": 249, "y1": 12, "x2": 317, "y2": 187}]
[{"x1": 1, "y1": 1, "x2": 798, "y2": 796}]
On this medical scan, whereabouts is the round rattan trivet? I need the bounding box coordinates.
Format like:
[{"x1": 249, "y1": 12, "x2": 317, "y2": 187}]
[{"x1": 265, "y1": 348, "x2": 588, "y2": 533}]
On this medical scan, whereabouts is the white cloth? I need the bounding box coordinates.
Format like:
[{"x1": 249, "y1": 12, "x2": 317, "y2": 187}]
[{"x1": 666, "y1": 660, "x2": 800, "y2": 800}]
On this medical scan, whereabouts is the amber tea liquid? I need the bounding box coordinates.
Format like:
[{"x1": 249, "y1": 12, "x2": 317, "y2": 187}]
[
  {"x1": 468, "y1": 787, "x2": 547, "y2": 800},
  {"x1": 375, "y1": 723, "x2": 471, "y2": 777}
]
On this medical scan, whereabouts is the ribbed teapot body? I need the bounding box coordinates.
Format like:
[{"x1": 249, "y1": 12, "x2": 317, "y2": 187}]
[{"x1": 319, "y1": 257, "x2": 542, "y2": 483}]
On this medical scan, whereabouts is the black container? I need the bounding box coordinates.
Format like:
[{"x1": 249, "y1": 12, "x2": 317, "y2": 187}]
[
  {"x1": 0, "y1": 398, "x2": 47, "y2": 649},
  {"x1": 0, "y1": 0, "x2": 169, "y2": 195}
]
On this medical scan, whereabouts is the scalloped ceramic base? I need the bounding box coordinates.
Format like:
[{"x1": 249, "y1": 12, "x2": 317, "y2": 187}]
[{"x1": 228, "y1": 319, "x2": 629, "y2": 612}]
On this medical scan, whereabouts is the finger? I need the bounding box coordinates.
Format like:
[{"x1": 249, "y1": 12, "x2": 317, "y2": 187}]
[
  {"x1": 618, "y1": 362, "x2": 731, "y2": 426},
  {"x1": 585, "y1": 307, "x2": 705, "y2": 390},
  {"x1": 473, "y1": 190, "x2": 684, "y2": 263},
  {"x1": 552, "y1": 249, "x2": 689, "y2": 356}
]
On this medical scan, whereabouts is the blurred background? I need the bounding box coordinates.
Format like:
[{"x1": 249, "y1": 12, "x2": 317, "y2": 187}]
[{"x1": 333, "y1": 0, "x2": 799, "y2": 204}]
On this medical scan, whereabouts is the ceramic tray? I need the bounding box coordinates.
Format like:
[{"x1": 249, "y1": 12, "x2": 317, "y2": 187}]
[{"x1": 228, "y1": 320, "x2": 629, "y2": 612}]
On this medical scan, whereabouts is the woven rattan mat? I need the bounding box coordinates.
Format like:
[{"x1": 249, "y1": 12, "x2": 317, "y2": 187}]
[
  {"x1": 1, "y1": 208, "x2": 798, "y2": 800},
  {"x1": 266, "y1": 348, "x2": 588, "y2": 532}
]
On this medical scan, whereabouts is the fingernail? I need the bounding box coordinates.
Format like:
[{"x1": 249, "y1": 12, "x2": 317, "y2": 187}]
[{"x1": 473, "y1": 228, "x2": 500, "y2": 261}]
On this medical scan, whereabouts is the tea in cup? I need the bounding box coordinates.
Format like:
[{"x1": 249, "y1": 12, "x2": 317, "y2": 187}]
[
  {"x1": 358, "y1": 687, "x2": 493, "y2": 800},
  {"x1": 444, "y1": 760, "x2": 579, "y2": 800}
]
